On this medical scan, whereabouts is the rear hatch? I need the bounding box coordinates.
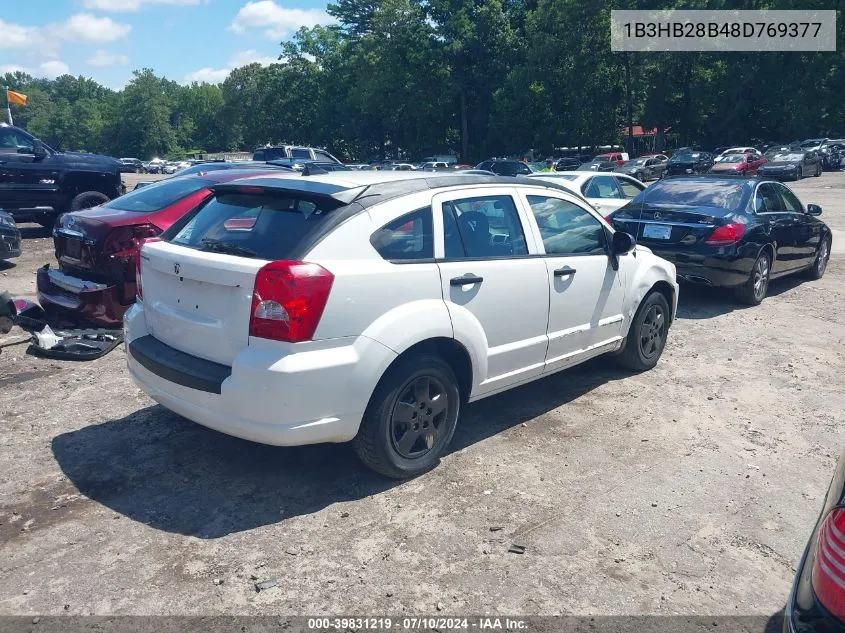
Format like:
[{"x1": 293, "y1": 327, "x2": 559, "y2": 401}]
[{"x1": 140, "y1": 186, "x2": 346, "y2": 365}]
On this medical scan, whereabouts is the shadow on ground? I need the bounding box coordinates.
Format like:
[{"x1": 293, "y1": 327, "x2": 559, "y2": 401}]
[
  {"x1": 676, "y1": 275, "x2": 809, "y2": 320},
  {"x1": 51, "y1": 357, "x2": 628, "y2": 538}
]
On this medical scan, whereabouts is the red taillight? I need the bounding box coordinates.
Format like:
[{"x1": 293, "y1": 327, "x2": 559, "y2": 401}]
[
  {"x1": 705, "y1": 223, "x2": 746, "y2": 246},
  {"x1": 105, "y1": 224, "x2": 162, "y2": 258},
  {"x1": 249, "y1": 261, "x2": 334, "y2": 342},
  {"x1": 813, "y1": 507, "x2": 845, "y2": 620},
  {"x1": 135, "y1": 237, "x2": 161, "y2": 300}
]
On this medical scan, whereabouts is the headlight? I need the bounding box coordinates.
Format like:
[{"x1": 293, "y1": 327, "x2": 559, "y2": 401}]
[
  {"x1": 0, "y1": 215, "x2": 15, "y2": 228},
  {"x1": 786, "y1": 164, "x2": 797, "y2": 170}
]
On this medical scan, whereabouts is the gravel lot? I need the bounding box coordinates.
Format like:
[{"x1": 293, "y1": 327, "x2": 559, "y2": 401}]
[{"x1": 0, "y1": 171, "x2": 843, "y2": 618}]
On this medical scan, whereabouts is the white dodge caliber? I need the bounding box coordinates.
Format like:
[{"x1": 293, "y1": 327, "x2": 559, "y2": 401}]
[{"x1": 125, "y1": 172, "x2": 677, "y2": 478}]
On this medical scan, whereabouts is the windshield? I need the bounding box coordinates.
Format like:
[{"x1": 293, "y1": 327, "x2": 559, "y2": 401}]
[
  {"x1": 163, "y1": 192, "x2": 341, "y2": 260},
  {"x1": 721, "y1": 155, "x2": 745, "y2": 164},
  {"x1": 637, "y1": 179, "x2": 745, "y2": 209},
  {"x1": 801, "y1": 139, "x2": 824, "y2": 147},
  {"x1": 103, "y1": 177, "x2": 213, "y2": 213},
  {"x1": 623, "y1": 159, "x2": 647, "y2": 167},
  {"x1": 778, "y1": 153, "x2": 805, "y2": 162},
  {"x1": 669, "y1": 153, "x2": 698, "y2": 162}
]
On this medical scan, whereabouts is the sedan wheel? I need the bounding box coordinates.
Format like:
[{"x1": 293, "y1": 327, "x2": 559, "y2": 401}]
[
  {"x1": 736, "y1": 251, "x2": 771, "y2": 306},
  {"x1": 807, "y1": 236, "x2": 831, "y2": 280}
]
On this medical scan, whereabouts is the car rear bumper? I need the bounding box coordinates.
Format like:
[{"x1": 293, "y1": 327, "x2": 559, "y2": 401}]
[
  {"x1": 123, "y1": 303, "x2": 398, "y2": 447},
  {"x1": 648, "y1": 247, "x2": 752, "y2": 288},
  {"x1": 0, "y1": 230, "x2": 21, "y2": 259},
  {"x1": 36, "y1": 266, "x2": 128, "y2": 327}
]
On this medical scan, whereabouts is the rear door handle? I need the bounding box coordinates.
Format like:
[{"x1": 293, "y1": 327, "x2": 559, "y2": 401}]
[
  {"x1": 554, "y1": 267, "x2": 577, "y2": 277},
  {"x1": 450, "y1": 274, "x2": 483, "y2": 286}
]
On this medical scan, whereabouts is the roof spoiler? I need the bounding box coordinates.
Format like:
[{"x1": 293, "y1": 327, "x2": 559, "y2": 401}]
[{"x1": 209, "y1": 178, "x2": 367, "y2": 205}]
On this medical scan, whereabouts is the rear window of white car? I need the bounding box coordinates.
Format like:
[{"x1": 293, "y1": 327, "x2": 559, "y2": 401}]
[
  {"x1": 104, "y1": 177, "x2": 214, "y2": 213},
  {"x1": 161, "y1": 192, "x2": 342, "y2": 260}
]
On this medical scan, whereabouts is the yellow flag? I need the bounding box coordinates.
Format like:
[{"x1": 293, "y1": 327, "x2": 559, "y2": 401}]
[{"x1": 7, "y1": 90, "x2": 27, "y2": 106}]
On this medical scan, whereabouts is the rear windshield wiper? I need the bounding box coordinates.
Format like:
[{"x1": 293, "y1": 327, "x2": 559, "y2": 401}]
[{"x1": 200, "y1": 238, "x2": 257, "y2": 257}]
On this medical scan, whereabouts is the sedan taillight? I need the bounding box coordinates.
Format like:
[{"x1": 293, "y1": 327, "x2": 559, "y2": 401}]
[
  {"x1": 705, "y1": 223, "x2": 746, "y2": 246},
  {"x1": 812, "y1": 507, "x2": 845, "y2": 621},
  {"x1": 105, "y1": 224, "x2": 162, "y2": 258}
]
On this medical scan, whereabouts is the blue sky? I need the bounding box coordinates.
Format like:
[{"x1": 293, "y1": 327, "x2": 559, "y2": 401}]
[{"x1": 1, "y1": 0, "x2": 333, "y2": 89}]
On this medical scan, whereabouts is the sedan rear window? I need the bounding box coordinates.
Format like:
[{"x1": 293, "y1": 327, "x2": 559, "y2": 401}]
[
  {"x1": 161, "y1": 192, "x2": 342, "y2": 260},
  {"x1": 104, "y1": 177, "x2": 213, "y2": 213},
  {"x1": 637, "y1": 179, "x2": 746, "y2": 209}
]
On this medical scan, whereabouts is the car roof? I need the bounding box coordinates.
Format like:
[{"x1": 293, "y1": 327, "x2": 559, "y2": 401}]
[{"x1": 212, "y1": 170, "x2": 585, "y2": 208}]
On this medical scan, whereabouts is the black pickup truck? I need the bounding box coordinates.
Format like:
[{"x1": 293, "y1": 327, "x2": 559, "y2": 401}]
[{"x1": 0, "y1": 123, "x2": 124, "y2": 227}]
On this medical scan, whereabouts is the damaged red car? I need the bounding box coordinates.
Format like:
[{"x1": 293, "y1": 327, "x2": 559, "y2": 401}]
[{"x1": 37, "y1": 168, "x2": 293, "y2": 327}]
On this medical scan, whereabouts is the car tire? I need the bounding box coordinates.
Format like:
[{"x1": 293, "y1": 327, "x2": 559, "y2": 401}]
[
  {"x1": 735, "y1": 250, "x2": 771, "y2": 306},
  {"x1": 806, "y1": 235, "x2": 831, "y2": 280},
  {"x1": 615, "y1": 291, "x2": 670, "y2": 372},
  {"x1": 795, "y1": 167, "x2": 803, "y2": 181},
  {"x1": 69, "y1": 191, "x2": 110, "y2": 212},
  {"x1": 815, "y1": 164, "x2": 822, "y2": 177},
  {"x1": 353, "y1": 353, "x2": 461, "y2": 479}
]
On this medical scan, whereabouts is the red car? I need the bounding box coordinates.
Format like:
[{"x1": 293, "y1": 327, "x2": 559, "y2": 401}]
[
  {"x1": 37, "y1": 169, "x2": 289, "y2": 327},
  {"x1": 709, "y1": 150, "x2": 767, "y2": 175},
  {"x1": 595, "y1": 152, "x2": 629, "y2": 167}
]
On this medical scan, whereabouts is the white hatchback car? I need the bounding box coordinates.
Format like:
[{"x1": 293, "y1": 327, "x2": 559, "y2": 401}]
[
  {"x1": 528, "y1": 171, "x2": 646, "y2": 218},
  {"x1": 125, "y1": 172, "x2": 677, "y2": 478}
]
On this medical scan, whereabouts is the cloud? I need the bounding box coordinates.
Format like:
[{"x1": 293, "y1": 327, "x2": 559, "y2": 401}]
[
  {"x1": 1, "y1": 61, "x2": 71, "y2": 79},
  {"x1": 0, "y1": 64, "x2": 29, "y2": 75},
  {"x1": 0, "y1": 15, "x2": 131, "y2": 57},
  {"x1": 183, "y1": 49, "x2": 282, "y2": 84},
  {"x1": 87, "y1": 49, "x2": 130, "y2": 67},
  {"x1": 54, "y1": 14, "x2": 133, "y2": 43},
  {"x1": 0, "y1": 20, "x2": 40, "y2": 49},
  {"x1": 82, "y1": 0, "x2": 203, "y2": 11},
  {"x1": 230, "y1": 1, "x2": 335, "y2": 40},
  {"x1": 38, "y1": 60, "x2": 71, "y2": 79}
]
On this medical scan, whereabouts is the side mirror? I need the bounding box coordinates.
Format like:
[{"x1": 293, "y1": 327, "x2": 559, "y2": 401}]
[
  {"x1": 33, "y1": 143, "x2": 48, "y2": 160},
  {"x1": 612, "y1": 231, "x2": 636, "y2": 255},
  {"x1": 807, "y1": 204, "x2": 822, "y2": 216}
]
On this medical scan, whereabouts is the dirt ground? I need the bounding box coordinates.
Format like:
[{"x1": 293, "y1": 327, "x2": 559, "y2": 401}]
[{"x1": 0, "y1": 171, "x2": 843, "y2": 618}]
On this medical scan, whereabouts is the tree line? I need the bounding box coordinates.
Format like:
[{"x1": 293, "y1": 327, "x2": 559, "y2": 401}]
[{"x1": 3, "y1": 0, "x2": 843, "y2": 162}]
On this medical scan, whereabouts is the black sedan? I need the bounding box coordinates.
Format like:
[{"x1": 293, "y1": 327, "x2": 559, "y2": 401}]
[
  {"x1": 607, "y1": 175, "x2": 832, "y2": 305},
  {"x1": 0, "y1": 210, "x2": 21, "y2": 260},
  {"x1": 784, "y1": 449, "x2": 845, "y2": 632},
  {"x1": 664, "y1": 151, "x2": 715, "y2": 176},
  {"x1": 555, "y1": 157, "x2": 582, "y2": 170},
  {"x1": 759, "y1": 149, "x2": 822, "y2": 180}
]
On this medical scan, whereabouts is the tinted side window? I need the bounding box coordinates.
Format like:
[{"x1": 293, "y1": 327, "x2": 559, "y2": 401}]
[
  {"x1": 777, "y1": 185, "x2": 804, "y2": 214},
  {"x1": 442, "y1": 195, "x2": 528, "y2": 258},
  {"x1": 314, "y1": 150, "x2": 335, "y2": 162},
  {"x1": 0, "y1": 127, "x2": 34, "y2": 152},
  {"x1": 617, "y1": 177, "x2": 644, "y2": 198},
  {"x1": 252, "y1": 150, "x2": 265, "y2": 161},
  {"x1": 527, "y1": 196, "x2": 607, "y2": 256},
  {"x1": 584, "y1": 175, "x2": 623, "y2": 199},
  {"x1": 754, "y1": 183, "x2": 786, "y2": 213},
  {"x1": 291, "y1": 148, "x2": 312, "y2": 159},
  {"x1": 370, "y1": 207, "x2": 433, "y2": 261}
]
